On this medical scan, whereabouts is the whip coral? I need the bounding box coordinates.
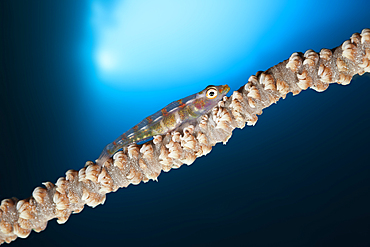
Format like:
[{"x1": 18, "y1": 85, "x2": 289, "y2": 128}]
[{"x1": 0, "y1": 28, "x2": 369, "y2": 245}]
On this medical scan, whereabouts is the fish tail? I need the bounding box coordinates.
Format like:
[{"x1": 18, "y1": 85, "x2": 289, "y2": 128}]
[
  {"x1": 95, "y1": 142, "x2": 118, "y2": 166},
  {"x1": 95, "y1": 150, "x2": 111, "y2": 167}
]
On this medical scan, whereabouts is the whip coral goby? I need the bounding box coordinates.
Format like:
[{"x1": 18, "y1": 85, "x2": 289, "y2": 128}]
[
  {"x1": 0, "y1": 28, "x2": 369, "y2": 244},
  {"x1": 96, "y1": 85, "x2": 230, "y2": 167}
]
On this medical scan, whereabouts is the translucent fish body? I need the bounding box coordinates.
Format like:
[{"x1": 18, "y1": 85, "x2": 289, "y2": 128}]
[{"x1": 96, "y1": 85, "x2": 230, "y2": 166}]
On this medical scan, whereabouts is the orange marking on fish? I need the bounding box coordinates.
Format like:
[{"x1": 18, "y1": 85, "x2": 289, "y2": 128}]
[
  {"x1": 177, "y1": 99, "x2": 186, "y2": 108},
  {"x1": 161, "y1": 108, "x2": 168, "y2": 116},
  {"x1": 146, "y1": 116, "x2": 153, "y2": 123}
]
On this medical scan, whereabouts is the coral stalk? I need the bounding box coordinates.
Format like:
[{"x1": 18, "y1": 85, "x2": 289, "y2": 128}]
[{"x1": 0, "y1": 28, "x2": 369, "y2": 244}]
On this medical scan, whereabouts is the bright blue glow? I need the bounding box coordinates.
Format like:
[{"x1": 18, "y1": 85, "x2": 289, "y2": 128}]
[
  {"x1": 83, "y1": 0, "x2": 290, "y2": 150},
  {"x1": 83, "y1": 0, "x2": 368, "y2": 156},
  {"x1": 89, "y1": 0, "x2": 285, "y2": 90},
  {"x1": 3, "y1": 1, "x2": 370, "y2": 245},
  {"x1": 81, "y1": 0, "x2": 370, "y2": 161}
]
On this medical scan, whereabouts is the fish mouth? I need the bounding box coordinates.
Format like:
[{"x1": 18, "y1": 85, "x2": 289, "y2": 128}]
[{"x1": 223, "y1": 84, "x2": 230, "y2": 94}]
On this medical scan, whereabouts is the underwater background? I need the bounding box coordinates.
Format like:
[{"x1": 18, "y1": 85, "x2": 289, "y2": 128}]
[{"x1": 1, "y1": 0, "x2": 370, "y2": 246}]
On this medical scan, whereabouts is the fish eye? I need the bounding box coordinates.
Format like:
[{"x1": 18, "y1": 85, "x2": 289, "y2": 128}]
[{"x1": 206, "y1": 88, "x2": 218, "y2": 99}]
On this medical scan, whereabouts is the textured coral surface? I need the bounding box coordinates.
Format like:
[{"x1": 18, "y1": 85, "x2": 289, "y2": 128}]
[{"x1": 1, "y1": 29, "x2": 369, "y2": 245}]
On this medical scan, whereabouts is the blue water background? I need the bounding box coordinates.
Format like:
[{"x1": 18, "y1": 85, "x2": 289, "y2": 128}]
[{"x1": 1, "y1": 1, "x2": 370, "y2": 246}]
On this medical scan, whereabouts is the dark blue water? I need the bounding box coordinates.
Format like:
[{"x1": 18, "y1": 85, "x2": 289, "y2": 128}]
[{"x1": 1, "y1": 1, "x2": 370, "y2": 246}]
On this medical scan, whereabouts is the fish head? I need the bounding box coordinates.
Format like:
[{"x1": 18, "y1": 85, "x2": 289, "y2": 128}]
[{"x1": 194, "y1": 84, "x2": 230, "y2": 113}]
